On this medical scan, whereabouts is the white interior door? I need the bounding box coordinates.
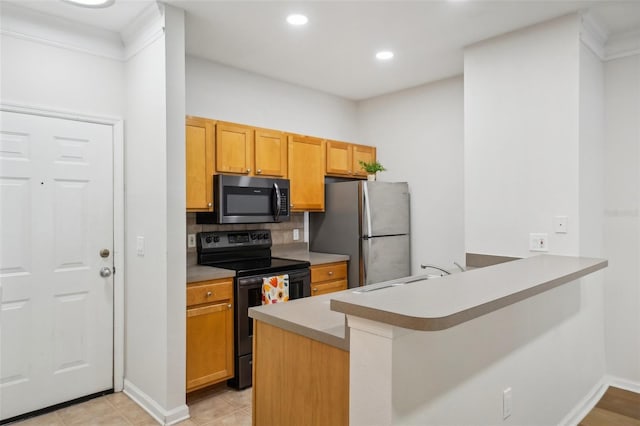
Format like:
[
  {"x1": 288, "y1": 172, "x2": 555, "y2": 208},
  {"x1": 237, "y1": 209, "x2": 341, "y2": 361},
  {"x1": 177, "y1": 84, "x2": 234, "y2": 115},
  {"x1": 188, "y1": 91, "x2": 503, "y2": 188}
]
[{"x1": 0, "y1": 111, "x2": 114, "y2": 421}]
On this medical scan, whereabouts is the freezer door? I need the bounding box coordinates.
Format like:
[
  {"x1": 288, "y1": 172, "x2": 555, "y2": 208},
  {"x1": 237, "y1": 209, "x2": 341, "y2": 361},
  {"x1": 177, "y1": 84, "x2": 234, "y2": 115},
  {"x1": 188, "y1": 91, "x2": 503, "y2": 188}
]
[
  {"x1": 361, "y1": 181, "x2": 410, "y2": 237},
  {"x1": 361, "y1": 234, "x2": 411, "y2": 285}
]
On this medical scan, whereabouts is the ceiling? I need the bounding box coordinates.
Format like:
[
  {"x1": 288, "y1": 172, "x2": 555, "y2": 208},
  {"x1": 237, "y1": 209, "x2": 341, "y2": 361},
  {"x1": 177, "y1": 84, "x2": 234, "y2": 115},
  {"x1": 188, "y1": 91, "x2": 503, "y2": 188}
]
[{"x1": 8, "y1": 0, "x2": 640, "y2": 100}]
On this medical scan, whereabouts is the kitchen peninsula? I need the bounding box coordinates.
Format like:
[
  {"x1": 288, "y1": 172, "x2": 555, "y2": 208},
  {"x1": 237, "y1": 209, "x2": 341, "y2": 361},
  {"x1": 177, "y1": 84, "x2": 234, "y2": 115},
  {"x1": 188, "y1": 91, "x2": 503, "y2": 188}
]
[{"x1": 249, "y1": 254, "x2": 607, "y2": 425}]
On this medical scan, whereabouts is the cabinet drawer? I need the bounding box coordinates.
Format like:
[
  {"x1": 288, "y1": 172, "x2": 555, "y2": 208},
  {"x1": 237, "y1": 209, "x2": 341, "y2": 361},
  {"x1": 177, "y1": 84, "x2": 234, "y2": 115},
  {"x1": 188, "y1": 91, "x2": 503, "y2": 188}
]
[
  {"x1": 311, "y1": 262, "x2": 347, "y2": 283},
  {"x1": 187, "y1": 280, "x2": 233, "y2": 307},
  {"x1": 311, "y1": 279, "x2": 347, "y2": 296}
]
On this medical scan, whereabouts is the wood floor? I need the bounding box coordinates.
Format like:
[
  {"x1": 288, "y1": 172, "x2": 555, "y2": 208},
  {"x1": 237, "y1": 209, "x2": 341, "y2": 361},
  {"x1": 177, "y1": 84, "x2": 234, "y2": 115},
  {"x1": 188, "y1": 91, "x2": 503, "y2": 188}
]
[{"x1": 579, "y1": 386, "x2": 640, "y2": 426}]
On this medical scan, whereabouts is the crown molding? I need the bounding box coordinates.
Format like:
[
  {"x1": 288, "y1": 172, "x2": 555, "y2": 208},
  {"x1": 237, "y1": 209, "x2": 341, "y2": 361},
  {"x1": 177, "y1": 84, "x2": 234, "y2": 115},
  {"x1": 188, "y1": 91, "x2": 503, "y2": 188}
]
[
  {"x1": 605, "y1": 28, "x2": 640, "y2": 61},
  {"x1": 120, "y1": 2, "x2": 165, "y2": 61},
  {"x1": 580, "y1": 11, "x2": 608, "y2": 60},
  {"x1": 0, "y1": 2, "x2": 124, "y2": 61}
]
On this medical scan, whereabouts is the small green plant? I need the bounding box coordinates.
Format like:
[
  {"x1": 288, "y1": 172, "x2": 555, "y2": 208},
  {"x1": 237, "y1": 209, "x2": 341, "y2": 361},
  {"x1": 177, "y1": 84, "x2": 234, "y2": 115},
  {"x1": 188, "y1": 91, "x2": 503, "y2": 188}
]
[{"x1": 359, "y1": 160, "x2": 386, "y2": 174}]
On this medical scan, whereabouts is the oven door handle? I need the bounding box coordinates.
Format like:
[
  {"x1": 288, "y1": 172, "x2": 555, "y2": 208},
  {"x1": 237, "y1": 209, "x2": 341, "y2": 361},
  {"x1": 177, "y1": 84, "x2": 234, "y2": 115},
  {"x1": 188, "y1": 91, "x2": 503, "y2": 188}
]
[{"x1": 272, "y1": 182, "x2": 282, "y2": 222}]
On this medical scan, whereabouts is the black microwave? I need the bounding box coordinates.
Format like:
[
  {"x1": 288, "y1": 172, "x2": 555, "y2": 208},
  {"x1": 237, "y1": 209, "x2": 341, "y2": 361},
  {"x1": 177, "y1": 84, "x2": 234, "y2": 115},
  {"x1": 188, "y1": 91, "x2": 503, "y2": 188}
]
[{"x1": 197, "y1": 174, "x2": 290, "y2": 224}]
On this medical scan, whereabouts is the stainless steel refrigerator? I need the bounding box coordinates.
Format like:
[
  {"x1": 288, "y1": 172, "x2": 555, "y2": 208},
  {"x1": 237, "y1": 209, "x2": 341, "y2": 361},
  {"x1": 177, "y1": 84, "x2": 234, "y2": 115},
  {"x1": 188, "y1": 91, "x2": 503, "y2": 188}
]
[{"x1": 310, "y1": 181, "x2": 410, "y2": 288}]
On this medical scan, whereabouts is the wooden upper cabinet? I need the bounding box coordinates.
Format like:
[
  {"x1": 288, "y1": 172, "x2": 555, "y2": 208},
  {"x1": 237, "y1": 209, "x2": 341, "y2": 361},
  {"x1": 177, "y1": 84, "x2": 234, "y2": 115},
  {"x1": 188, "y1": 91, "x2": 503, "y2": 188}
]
[
  {"x1": 352, "y1": 144, "x2": 376, "y2": 178},
  {"x1": 326, "y1": 140, "x2": 353, "y2": 176},
  {"x1": 254, "y1": 129, "x2": 287, "y2": 177},
  {"x1": 186, "y1": 117, "x2": 215, "y2": 212},
  {"x1": 288, "y1": 135, "x2": 325, "y2": 212},
  {"x1": 216, "y1": 122, "x2": 253, "y2": 175},
  {"x1": 325, "y1": 140, "x2": 376, "y2": 178}
]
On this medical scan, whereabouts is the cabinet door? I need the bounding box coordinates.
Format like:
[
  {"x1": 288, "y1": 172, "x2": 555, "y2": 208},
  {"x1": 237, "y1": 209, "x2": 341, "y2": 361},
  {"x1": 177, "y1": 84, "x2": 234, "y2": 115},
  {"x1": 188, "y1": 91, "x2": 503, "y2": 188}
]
[
  {"x1": 288, "y1": 135, "x2": 325, "y2": 212},
  {"x1": 255, "y1": 129, "x2": 287, "y2": 177},
  {"x1": 325, "y1": 140, "x2": 353, "y2": 176},
  {"x1": 186, "y1": 117, "x2": 215, "y2": 211},
  {"x1": 352, "y1": 144, "x2": 376, "y2": 177},
  {"x1": 186, "y1": 301, "x2": 234, "y2": 392},
  {"x1": 216, "y1": 122, "x2": 253, "y2": 175}
]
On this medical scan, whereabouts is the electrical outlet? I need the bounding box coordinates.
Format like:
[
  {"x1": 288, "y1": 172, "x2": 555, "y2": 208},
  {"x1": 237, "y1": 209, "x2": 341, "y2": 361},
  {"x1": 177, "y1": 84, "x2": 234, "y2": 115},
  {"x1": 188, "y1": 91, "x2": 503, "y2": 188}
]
[
  {"x1": 529, "y1": 233, "x2": 548, "y2": 252},
  {"x1": 293, "y1": 229, "x2": 300, "y2": 241},
  {"x1": 187, "y1": 234, "x2": 196, "y2": 248},
  {"x1": 503, "y1": 387, "x2": 512, "y2": 419}
]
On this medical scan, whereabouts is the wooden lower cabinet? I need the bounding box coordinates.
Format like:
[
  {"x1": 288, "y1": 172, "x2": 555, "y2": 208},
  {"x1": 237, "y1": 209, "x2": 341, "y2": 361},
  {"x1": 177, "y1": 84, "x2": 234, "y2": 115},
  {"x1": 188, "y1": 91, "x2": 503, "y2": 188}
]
[
  {"x1": 253, "y1": 320, "x2": 349, "y2": 425},
  {"x1": 310, "y1": 261, "x2": 348, "y2": 296},
  {"x1": 186, "y1": 278, "x2": 234, "y2": 392}
]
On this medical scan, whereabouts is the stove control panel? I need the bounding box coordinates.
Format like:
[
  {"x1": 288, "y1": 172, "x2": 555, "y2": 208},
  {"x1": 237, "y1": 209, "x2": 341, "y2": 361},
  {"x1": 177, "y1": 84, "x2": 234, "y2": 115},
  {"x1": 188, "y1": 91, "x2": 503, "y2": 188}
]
[{"x1": 198, "y1": 230, "x2": 272, "y2": 251}]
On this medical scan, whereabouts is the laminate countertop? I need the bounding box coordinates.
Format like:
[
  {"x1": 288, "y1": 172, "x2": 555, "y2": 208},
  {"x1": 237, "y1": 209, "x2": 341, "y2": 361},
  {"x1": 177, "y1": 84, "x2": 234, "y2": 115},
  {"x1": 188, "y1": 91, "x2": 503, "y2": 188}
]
[
  {"x1": 331, "y1": 254, "x2": 607, "y2": 331},
  {"x1": 249, "y1": 254, "x2": 607, "y2": 350},
  {"x1": 271, "y1": 243, "x2": 349, "y2": 265},
  {"x1": 187, "y1": 265, "x2": 236, "y2": 284}
]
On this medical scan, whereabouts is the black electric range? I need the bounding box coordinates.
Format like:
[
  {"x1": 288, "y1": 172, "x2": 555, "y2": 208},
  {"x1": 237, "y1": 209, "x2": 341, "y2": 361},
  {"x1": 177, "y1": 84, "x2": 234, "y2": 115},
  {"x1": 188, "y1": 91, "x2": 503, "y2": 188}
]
[{"x1": 196, "y1": 229, "x2": 311, "y2": 389}]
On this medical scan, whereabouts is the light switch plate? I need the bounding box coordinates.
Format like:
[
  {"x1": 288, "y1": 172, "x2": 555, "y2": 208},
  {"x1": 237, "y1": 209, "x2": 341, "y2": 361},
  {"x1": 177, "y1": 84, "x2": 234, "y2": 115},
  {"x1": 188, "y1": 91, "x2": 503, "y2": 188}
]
[
  {"x1": 187, "y1": 234, "x2": 196, "y2": 248},
  {"x1": 136, "y1": 236, "x2": 145, "y2": 257},
  {"x1": 293, "y1": 229, "x2": 300, "y2": 241}
]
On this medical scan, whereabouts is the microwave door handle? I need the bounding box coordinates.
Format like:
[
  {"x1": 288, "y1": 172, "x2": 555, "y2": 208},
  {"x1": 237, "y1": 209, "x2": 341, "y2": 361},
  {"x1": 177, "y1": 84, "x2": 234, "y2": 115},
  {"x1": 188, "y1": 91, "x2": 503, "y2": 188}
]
[{"x1": 273, "y1": 182, "x2": 281, "y2": 221}]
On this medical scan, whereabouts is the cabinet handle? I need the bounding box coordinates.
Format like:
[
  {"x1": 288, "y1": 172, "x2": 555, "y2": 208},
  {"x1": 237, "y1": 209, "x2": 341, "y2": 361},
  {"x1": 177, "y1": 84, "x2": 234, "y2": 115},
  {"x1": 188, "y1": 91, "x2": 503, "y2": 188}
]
[
  {"x1": 246, "y1": 168, "x2": 251, "y2": 173},
  {"x1": 313, "y1": 287, "x2": 318, "y2": 292},
  {"x1": 206, "y1": 291, "x2": 212, "y2": 297},
  {"x1": 328, "y1": 271, "x2": 334, "y2": 276},
  {"x1": 228, "y1": 304, "x2": 232, "y2": 309},
  {"x1": 257, "y1": 169, "x2": 262, "y2": 174},
  {"x1": 290, "y1": 203, "x2": 294, "y2": 208},
  {"x1": 208, "y1": 202, "x2": 212, "y2": 207}
]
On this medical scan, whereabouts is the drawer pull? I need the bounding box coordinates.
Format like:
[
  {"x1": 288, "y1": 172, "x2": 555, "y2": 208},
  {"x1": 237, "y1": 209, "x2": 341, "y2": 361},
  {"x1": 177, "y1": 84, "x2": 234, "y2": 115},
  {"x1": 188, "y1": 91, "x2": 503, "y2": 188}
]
[
  {"x1": 313, "y1": 287, "x2": 318, "y2": 292},
  {"x1": 228, "y1": 304, "x2": 232, "y2": 309},
  {"x1": 206, "y1": 291, "x2": 212, "y2": 297},
  {"x1": 328, "y1": 271, "x2": 333, "y2": 275}
]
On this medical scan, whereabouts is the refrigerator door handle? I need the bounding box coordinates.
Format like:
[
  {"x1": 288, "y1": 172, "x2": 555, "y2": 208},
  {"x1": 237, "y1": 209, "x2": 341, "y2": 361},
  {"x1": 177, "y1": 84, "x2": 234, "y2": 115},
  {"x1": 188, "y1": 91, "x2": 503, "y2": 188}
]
[{"x1": 363, "y1": 181, "x2": 373, "y2": 238}]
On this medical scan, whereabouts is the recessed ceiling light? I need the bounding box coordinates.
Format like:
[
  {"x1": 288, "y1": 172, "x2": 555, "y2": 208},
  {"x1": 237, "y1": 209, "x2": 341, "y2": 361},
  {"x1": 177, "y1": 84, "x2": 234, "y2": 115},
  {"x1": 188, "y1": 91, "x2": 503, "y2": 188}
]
[
  {"x1": 376, "y1": 51, "x2": 394, "y2": 60},
  {"x1": 63, "y1": 0, "x2": 115, "y2": 8},
  {"x1": 286, "y1": 14, "x2": 308, "y2": 26}
]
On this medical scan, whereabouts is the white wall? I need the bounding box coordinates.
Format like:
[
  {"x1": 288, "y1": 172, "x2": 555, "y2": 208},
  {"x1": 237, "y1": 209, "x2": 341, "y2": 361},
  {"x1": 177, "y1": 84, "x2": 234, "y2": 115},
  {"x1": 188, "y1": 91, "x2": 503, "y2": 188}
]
[
  {"x1": 389, "y1": 275, "x2": 604, "y2": 425},
  {"x1": 465, "y1": 15, "x2": 581, "y2": 258},
  {"x1": 123, "y1": 3, "x2": 187, "y2": 422},
  {"x1": 186, "y1": 56, "x2": 358, "y2": 142},
  {"x1": 453, "y1": 14, "x2": 607, "y2": 424},
  {"x1": 356, "y1": 77, "x2": 465, "y2": 273},
  {"x1": 164, "y1": 4, "x2": 187, "y2": 412},
  {"x1": 0, "y1": 10, "x2": 124, "y2": 117},
  {"x1": 603, "y1": 53, "x2": 640, "y2": 384}
]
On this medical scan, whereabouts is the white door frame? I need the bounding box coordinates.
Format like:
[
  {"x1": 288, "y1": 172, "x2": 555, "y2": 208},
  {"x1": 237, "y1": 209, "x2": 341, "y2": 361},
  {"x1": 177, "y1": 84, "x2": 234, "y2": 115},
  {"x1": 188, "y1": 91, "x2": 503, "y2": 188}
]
[{"x1": 1, "y1": 102, "x2": 125, "y2": 392}]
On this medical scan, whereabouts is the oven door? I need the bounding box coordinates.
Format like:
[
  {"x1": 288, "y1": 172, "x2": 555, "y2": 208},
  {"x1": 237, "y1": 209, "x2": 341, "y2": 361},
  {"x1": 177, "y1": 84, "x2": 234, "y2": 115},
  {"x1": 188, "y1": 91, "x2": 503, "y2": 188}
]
[
  {"x1": 215, "y1": 174, "x2": 290, "y2": 224},
  {"x1": 235, "y1": 268, "x2": 310, "y2": 357}
]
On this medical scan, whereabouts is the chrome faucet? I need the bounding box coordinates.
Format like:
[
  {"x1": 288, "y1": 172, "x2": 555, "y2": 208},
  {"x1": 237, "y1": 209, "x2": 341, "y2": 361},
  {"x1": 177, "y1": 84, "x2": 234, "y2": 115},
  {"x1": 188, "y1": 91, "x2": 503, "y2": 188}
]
[{"x1": 420, "y1": 262, "x2": 466, "y2": 275}]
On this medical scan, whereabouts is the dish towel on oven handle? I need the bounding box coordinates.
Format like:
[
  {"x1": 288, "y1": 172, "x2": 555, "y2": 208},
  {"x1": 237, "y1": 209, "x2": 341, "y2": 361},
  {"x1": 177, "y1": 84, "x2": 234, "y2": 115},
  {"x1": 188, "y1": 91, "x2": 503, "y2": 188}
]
[{"x1": 261, "y1": 274, "x2": 289, "y2": 304}]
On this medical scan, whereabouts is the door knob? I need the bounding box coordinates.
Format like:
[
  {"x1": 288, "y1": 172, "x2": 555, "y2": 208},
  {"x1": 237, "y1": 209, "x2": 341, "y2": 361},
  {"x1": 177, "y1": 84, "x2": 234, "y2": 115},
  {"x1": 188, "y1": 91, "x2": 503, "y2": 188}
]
[{"x1": 100, "y1": 267, "x2": 112, "y2": 278}]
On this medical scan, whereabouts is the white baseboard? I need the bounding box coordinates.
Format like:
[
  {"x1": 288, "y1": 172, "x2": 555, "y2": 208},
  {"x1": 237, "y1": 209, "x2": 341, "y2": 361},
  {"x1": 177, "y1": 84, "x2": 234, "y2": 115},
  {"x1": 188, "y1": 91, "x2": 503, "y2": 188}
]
[
  {"x1": 559, "y1": 375, "x2": 640, "y2": 426},
  {"x1": 123, "y1": 379, "x2": 190, "y2": 426},
  {"x1": 558, "y1": 376, "x2": 608, "y2": 426},
  {"x1": 606, "y1": 374, "x2": 640, "y2": 394}
]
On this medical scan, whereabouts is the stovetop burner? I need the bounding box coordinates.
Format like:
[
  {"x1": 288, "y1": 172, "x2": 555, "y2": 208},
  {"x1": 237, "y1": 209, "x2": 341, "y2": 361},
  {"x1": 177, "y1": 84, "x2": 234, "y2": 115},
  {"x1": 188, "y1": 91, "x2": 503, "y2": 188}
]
[{"x1": 196, "y1": 230, "x2": 310, "y2": 276}]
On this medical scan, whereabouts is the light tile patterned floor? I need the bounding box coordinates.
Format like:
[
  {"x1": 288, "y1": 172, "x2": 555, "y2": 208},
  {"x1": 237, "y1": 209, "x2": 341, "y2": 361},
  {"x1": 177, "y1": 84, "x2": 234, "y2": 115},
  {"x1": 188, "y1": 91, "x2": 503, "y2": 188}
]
[{"x1": 11, "y1": 386, "x2": 252, "y2": 426}]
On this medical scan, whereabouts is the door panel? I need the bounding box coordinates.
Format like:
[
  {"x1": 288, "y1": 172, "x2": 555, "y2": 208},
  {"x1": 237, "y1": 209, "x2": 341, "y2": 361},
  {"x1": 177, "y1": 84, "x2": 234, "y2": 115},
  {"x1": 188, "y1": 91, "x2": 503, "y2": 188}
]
[
  {"x1": 361, "y1": 181, "x2": 410, "y2": 237},
  {"x1": 361, "y1": 234, "x2": 411, "y2": 285},
  {"x1": 0, "y1": 111, "x2": 114, "y2": 421}
]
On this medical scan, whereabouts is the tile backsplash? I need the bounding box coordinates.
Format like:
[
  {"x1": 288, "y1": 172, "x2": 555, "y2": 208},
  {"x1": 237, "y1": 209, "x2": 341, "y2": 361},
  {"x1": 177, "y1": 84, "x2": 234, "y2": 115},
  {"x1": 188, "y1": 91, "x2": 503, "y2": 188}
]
[{"x1": 186, "y1": 213, "x2": 305, "y2": 265}]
